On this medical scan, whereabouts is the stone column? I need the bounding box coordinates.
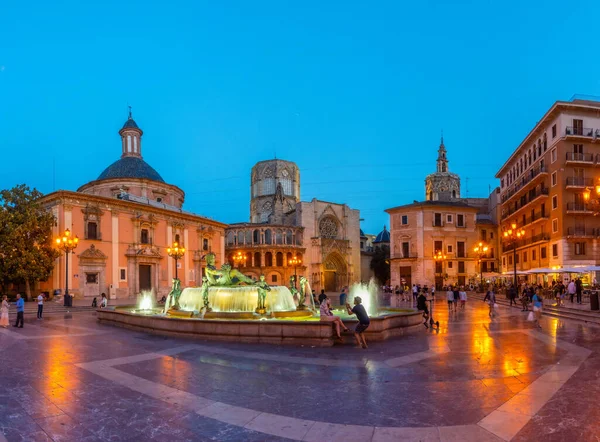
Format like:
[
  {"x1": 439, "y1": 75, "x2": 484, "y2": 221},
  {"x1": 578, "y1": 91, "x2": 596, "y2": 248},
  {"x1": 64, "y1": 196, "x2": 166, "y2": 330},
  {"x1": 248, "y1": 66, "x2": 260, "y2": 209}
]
[{"x1": 111, "y1": 212, "x2": 119, "y2": 299}]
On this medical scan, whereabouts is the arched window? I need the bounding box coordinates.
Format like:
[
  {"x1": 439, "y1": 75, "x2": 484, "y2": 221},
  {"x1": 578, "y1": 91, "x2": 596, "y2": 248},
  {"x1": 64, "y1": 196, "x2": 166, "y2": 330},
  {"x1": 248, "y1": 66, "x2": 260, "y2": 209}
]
[
  {"x1": 245, "y1": 230, "x2": 252, "y2": 245},
  {"x1": 452, "y1": 190, "x2": 456, "y2": 198},
  {"x1": 265, "y1": 230, "x2": 272, "y2": 245},
  {"x1": 246, "y1": 252, "x2": 252, "y2": 265},
  {"x1": 276, "y1": 252, "x2": 283, "y2": 267},
  {"x1": 296, "y1": 253, "x2": 302, "y2": 262},
  {"x1": 286, "y1": 230, "x2": 293, "y2": 245},
  {"x1": 253, "y1": 229, "x2": 260, "y2": 244},
  {"x1": 543, "y1": 134, "x2": 547, "y2": 151},
  {"x1": 254, "y1": 252, "x2": 261, "y2": 267},
  {"x1": 141, "y1": 228, "x2": 149, "y2": 244},
  {"x1": 203, "y1": 238, "x2": 209, "y2": 251},
  {"x1": 276, "y1": 230, "x2": 283, "y2": 245},
  {"x1": 286, "y1": 252, "x2": 293, "y2": 264},
  {"x1": 226, "y1": 231, "x2": 235, "y2": 246},
  {"x1": 265, "y1": 252, "x2": 273, "y2": 267}
]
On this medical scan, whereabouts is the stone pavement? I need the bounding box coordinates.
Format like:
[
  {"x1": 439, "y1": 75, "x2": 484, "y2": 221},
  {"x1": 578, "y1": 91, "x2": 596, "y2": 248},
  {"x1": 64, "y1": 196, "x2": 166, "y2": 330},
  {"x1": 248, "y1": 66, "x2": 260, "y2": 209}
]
[{"x1": 0, "y1": 299, "x2": 599, "y2": 441}]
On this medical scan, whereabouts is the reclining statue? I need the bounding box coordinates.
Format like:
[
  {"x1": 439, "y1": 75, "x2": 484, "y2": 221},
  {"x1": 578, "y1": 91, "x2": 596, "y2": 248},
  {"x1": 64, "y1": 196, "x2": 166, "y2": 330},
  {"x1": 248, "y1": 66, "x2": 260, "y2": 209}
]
[{"x1": 205, "y1": 253, "x2": 256, "y2": 286}]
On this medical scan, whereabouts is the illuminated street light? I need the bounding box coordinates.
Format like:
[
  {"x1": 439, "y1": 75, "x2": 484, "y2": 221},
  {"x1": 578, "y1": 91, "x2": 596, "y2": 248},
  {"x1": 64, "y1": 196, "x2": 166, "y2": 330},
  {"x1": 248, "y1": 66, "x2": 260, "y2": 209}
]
[
  {"x1": 55, "y1": 228, "x2": 79, "y2": 307},
  {"x1": 473, "y1": 241, "x2": 489, "y2": 288},
  {"x1": 167, "y1": 241, "x2": 185, "y2": 280}
]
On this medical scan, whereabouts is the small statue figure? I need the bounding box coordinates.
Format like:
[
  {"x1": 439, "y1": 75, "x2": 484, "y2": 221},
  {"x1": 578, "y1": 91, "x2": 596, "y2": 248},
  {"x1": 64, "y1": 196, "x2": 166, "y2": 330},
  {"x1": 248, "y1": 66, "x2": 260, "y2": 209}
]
[
  {"x1": 200, "y1": 276, "x2": 212, "y2": 312},
  {"x1": 256, "y1": 275, "x2": 271, "y2": 314},
  {"x1": 164, "y1": 278, "x2": 182, "y2": 312},
  {"x1": 205, "y1": 253, "x2": 255, "y2": 286},
  {"x1": 289, "y1": 275, "x2": 299, "y2": 306},
  {"x1": 298, "y1": 276, "x2": 308, "y2": 310}
]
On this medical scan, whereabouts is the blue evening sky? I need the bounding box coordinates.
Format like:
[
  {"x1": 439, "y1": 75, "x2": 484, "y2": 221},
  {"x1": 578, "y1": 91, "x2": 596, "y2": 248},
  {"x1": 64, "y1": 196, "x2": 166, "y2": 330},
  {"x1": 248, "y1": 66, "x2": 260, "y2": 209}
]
[{"x1": 1, "y1": 0, "x2": 600, "y2": 234}]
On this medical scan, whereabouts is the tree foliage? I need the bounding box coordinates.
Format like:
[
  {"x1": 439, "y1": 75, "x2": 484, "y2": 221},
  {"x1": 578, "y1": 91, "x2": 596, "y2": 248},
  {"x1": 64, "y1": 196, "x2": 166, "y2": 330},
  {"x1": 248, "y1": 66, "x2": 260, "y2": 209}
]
[
  {"x1": 0, "y1": 185, "x2": 59, "y2": 296},
  {"x1": 370, "y1": 245, "x2": 390, "y2": 285}
]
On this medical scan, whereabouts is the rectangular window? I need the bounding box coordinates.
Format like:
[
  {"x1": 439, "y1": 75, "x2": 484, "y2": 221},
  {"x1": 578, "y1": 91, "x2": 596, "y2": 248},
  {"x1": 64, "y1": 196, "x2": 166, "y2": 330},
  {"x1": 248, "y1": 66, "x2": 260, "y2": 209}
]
[
  {"x1": 448, "y1": 261, "x2": 453, "y2": 269},
  {"x1": 482, "y1": 261, "x2": 488, "y2": 272},
  {"x1": 434, "y1": 240, "x2": 443, "y2": 253},
  {"x1": 401, "y1": 215, "x2": 408, "y2": 225},
  {"x1": 523, "y1": 252, "x2": 528, "y2": 263},
  {"x1": 515, "y1": 254, "x2": 519, "y2": 264},
  {"x1": 552, "y1": 218, "x2": 558, "y2": 233},
  {"x1": 541, "y1": 247, "x2": 547, "y2": 259},
  {"x1": 490, "y1": 232, "x2": 494, "y2": 239},
  {"x1": 552, "y1": 124, "x2": 557, "y2": 138},
  {"x1": 551, "y1": 171, "x2": 557, "y2": 187},
  {"x1": 501, "y1": 179, "x2": 505, "y2": 188},
  {"x1": 508, "y1": 255, "x2": 513, "y2": 265},
  {"x1": 502, "y1": 257, "x2": 506, "y2": 266},
  {"x1": 457, "y1": 241, "x2": 465, "y2": 258},
  {"x1": 532, "y1": 249, "x2": 537, "y2": 260},
  {"x1": 573, "y1": 119, "x2": 583, "y2": 135},
  {"x1": 574, "y1": 144, "x2": 583, "y2": 154},
  {"x1": 551, "y1": 148, "x2": 557, "y2": 163},
  {"x1": 447, "y1": 244, "x2": 453, "y2": 253},
  {"x1": 446, "y1": 214, "x2": 453, "y2": 223},
  {"x1": 552, "y1": 244, "x2": 558, "y2": 257},
  {"x1": 458, "y1": 261, "x2": 465, "y2": 273},
  {"x1": 490, "y1": 262, "x2": 495, "y2": 271},
  {"x1": 271, "y1": 274, "x2": 278, "y2": 283},
  {"x1": 481, "y1": 229, "x2": 487, "y2": 241},
  {"x1": 575, "y1": 242, "x2": 586, "y2": 255},
  {"x1": 456, "y1": 214, "x2": 464, "y2": 227},
  {"x1": 552, "y1": 195, "x2": 558, "y2": 210},
  {"x1": 141, "y1": 229, "x2": 149, "y2": 244},
  {"x1": 402, "y1": 242, "x2": 409, "y2": 257},
  {"x1": 434, "y1": 213, "x2": 442, "y2": 227},
  {"x1": 86, "y1": 273, "x2": 98, "y2": 284},
  {"x1": 119, "y1": 268, "x2": 127, "y2": 281},
  {"x1": 87, "y1": 222, "x2": 98, "y2": 240}
]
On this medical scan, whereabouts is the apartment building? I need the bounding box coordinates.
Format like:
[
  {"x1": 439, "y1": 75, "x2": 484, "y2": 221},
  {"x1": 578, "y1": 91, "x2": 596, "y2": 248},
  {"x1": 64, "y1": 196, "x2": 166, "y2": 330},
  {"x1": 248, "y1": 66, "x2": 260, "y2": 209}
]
[{"x1": 496, "y1": 97, "x2": 600, "y2": 278}]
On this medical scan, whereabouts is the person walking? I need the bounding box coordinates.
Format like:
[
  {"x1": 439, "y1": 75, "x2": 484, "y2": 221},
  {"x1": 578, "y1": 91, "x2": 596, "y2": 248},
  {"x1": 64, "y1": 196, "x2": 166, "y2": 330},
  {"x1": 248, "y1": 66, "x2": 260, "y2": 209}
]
[
  {"x1": 459, "y1": 287, "x2": 467, "y2": 310},
  {"x1": 412, "y1": 284, "x2": 418, "y2": 305},
  {"x1": 339, "y1": 288, "x2": 347, "y2": 307},
  {"x1": 417, "y1": 290, "x2": 429, "y2": 327},
  {"x1": 487, "y1": 286, "x2": 497, "y2": 318},
  {"x1": 575, "y1": 278, "x2": 583, "y2": 304},
  {"x1": 567, "y1": 279, "x2": 576, "y2": 303},
  {"x1": 37, "y1": 293, "x2": 44, "y2": 320},
  {"x1": 13, "y1": 294, "x2": 24, "y2": 328},
  {"x1": 509, "y1": 285, "x2": 517, "y2": 307},
  {"x1": 0, "y1": 295, "x2": 9, "y2": 328},
  {"x1": 532, "y1": 288, "x2": 543, "y2": 329},
  {"x1": 446, "y1": 287, "x2": 454, "y2": 312}
]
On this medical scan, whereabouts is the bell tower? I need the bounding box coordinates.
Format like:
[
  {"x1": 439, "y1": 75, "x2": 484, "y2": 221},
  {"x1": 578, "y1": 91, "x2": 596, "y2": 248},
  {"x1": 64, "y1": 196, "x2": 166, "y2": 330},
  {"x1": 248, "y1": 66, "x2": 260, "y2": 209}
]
[{"x1": 119, "y1": 106, "x2": 143, "y2": 159}]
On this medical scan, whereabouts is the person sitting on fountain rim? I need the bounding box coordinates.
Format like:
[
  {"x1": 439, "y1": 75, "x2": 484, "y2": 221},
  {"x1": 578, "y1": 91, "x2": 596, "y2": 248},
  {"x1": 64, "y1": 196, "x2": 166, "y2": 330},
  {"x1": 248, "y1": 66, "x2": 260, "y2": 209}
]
[
  {"x1": 320, "y1": 294, "x2": 349, "y2": 341},
  {"x1": 345, "y1": 296, "x2": 370, "y2": 349}
]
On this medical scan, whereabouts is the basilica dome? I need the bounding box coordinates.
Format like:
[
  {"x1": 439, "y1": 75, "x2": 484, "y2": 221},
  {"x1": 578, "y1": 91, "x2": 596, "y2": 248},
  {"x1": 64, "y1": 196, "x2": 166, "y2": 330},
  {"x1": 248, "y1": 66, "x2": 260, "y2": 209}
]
[
  {"x1": 373, "y1": 225, "x2": 390, "y2": 244},
  {"x1": 97, "y1": 157, "x2": 165, "y2": 182}
]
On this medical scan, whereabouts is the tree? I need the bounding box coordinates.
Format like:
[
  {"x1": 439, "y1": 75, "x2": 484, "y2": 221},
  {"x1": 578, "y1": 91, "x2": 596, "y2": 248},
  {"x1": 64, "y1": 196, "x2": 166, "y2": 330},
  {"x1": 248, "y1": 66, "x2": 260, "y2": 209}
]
[
  {"x1": 370, "y1": 245, "x2": 390, "y2": 285},
  {"x1": 0, "y1": 185, "x2": 60, "y2": 298}
]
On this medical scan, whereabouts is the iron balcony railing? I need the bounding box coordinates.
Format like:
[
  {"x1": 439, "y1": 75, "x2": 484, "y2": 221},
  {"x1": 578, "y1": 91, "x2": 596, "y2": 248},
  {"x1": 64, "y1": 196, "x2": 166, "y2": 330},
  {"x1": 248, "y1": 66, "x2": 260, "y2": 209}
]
[
  {"x1": 502, "y1": 233, "x2": 550, "y2": 252},
  {"x1": 566, "y1": 202, "x2": 589, "y2": 212},
  {"x1": 501, "y1": 165, "x2": 548, "y2": 203},
  {"x1": 566, "y1": 227, "x2": 600, "y2": 237},
  {"x1": 565, "y1": 152, "x2": 594, "y2": 162},
  {"x1": 501, "y1": 187, "x2": 549, "y2": 220},
  {"x1": 566, "y1": 177, "x2": 594, "y2": 187},
  {"x1": 566, "y1": 126, "x2": 594, "y2": 137}
]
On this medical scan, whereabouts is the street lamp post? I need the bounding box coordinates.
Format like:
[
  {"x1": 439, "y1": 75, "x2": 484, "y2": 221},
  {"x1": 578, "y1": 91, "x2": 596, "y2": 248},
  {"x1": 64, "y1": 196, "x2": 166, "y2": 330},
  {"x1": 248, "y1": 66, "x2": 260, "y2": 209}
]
[
  {"x1": 167, "y1": 241, "x2": 185, "y2": 280},
  {"x1": 473, "y1": 241, "x2": 489, "y2": 289},
  {"x1": 232, "y1": 251, "x2": 247, "y2": 269},
  {"x1": 503, "y1": 223, "x2": 525, "y2": 289},
  {"x1": 288, "y1": 255, "x2": 302, "y2": 289},
  {"x1": 55, "y1": 228, "x2": 79, "y2": 307},
  {"x1": 433, "y1": 250, "x2": 447, "y2": 290}
]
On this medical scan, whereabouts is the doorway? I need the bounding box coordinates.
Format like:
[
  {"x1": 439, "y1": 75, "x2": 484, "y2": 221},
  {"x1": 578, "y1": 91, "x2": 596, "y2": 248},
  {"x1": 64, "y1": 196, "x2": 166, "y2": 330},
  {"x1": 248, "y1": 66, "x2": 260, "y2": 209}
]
[
  {"x1": 139, "y1": 265, "x2": 152, "y2": 292},
  {"x1": 324, "y1": 271, "x2": 337, "y2": 292}
]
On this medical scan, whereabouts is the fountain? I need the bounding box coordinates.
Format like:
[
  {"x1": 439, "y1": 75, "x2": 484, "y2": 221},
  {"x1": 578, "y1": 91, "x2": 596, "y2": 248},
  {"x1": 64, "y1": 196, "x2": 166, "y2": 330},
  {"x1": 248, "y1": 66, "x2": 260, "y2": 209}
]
[{"x1": 99, "y1": 255, "x2": 423, "y2": 346}]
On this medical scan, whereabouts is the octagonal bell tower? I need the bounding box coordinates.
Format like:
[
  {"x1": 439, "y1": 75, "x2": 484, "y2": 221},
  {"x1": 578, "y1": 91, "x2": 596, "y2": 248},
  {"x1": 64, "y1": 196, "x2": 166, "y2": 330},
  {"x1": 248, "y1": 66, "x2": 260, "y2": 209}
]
[
  {"x1": 250, "y1": 159, "x2": 300, "y2": 224},
  {"x1": 425, "y1": 136, "x2": 461, "y2": 201}
]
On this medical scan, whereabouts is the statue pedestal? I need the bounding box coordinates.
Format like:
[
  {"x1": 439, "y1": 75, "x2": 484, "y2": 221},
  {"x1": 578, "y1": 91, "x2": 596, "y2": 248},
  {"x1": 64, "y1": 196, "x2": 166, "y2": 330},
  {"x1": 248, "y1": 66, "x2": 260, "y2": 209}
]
[
  {"x1": 296, "y1": 305, "x2": 308, "y2": 311},
  {"x1": 255, "y1": 308, "x2": 267, "y2": 315},
  {"x1": 167, "y1": 308, "x2": 195, "y2": 318}
]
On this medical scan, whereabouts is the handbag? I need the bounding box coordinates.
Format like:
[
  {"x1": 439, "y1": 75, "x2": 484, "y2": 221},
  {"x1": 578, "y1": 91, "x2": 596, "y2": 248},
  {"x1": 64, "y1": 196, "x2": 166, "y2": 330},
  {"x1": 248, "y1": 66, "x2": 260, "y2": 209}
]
[
  {"x1": 527, "y1": 311, "x2": 534, "y2": 321},
  {"x1": 494, "y1": 303, "x2": 499, "y2": 309}
]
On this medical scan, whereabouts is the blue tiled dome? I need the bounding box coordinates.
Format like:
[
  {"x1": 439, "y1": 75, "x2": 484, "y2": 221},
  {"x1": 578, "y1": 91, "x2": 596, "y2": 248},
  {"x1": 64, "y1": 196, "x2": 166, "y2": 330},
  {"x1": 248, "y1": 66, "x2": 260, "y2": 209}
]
[
  {"x1": 97, "y1": 157, "x2": 164, "y2": 182},
  {"x1": 373, "y1": 225, "x2": 390, "y2": 243},
  {"x1": 121, "y1": 117, "x2": 140, "y2": 130}
]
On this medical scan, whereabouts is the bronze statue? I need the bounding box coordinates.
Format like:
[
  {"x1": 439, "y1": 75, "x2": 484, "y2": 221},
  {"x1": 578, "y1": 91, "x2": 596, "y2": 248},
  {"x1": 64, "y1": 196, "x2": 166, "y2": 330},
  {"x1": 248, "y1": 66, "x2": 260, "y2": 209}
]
[
  {"x1": 205, "y1": 253, "x2": 255, "y2": 286},
  {"x1": 164, "y1": 278, "x2": 183, "y2": 312},
  {"x1": 255, "y1": 275, "x2": 271, "y2": 314},
  {"x1": 298, "y1": 276, "x2": 308, "y2": 310}
]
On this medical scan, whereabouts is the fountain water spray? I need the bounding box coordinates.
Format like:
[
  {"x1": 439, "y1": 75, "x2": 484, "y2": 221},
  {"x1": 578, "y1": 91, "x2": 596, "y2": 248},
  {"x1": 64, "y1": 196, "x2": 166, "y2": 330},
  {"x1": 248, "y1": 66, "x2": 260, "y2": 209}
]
[
  {"x1": 348, "y1": 278, "x2": 379, "y2": 316},
  {"x1": 137, "y1": 291, "x2": 154, "y2": 311}
]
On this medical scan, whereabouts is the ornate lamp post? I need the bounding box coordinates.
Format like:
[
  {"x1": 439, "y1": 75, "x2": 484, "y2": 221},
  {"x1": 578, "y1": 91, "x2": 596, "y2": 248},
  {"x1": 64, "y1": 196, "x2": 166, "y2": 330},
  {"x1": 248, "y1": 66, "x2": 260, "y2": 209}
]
[
  {"x1": 473, "y1": 241, "x2": 489, "y2": 288},
  {"x1": 288, "y1": 255, "x2": 302, "y2": 288},
  {"x1": 583, "y1": 182, "x2": 600, "y2": 212},
  {"x1": 167, "y1": 241, "x2": 185, "y2": 280},
  {"x1": 433, "y1": 250, "x2": 447, "y2": 289},
  {"x1": 503, "y1": 223, "x2": 525, "y2": 289},
  {"x1": 55, "y1": 228, "x2": 79, "y2": 307},
  {"x1": 232, "y1": 251, "x2": 247, "y2": 268}
]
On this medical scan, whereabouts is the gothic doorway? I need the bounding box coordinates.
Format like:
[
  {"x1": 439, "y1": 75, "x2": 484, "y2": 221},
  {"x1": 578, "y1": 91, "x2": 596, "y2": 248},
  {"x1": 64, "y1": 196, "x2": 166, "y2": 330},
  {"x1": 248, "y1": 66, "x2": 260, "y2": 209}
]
[
  {"x1": 323, "y1": 252, "x2": 347, "y2": 292},
  {"x1": 139, "y1": 265, "x2": 152, "y2": 291}
]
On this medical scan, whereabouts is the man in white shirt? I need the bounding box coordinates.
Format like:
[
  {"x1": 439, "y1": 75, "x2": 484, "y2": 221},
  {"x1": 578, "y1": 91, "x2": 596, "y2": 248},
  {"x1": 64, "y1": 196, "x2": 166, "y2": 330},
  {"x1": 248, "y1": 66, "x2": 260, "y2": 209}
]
[
  {"x1": 567, "y1": 280, "x2": 576, "y2": 303},
  {"x1": 37, "y1": 293, "x2": 44, "y2": 319}
]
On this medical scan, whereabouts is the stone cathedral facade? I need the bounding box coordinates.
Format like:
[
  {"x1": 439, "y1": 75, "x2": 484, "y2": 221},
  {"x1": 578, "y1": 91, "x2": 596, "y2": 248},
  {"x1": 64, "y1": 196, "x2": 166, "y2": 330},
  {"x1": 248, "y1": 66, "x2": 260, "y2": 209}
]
[{"x1": 226, "y1": 159, "x2": 361, "y2": 292}]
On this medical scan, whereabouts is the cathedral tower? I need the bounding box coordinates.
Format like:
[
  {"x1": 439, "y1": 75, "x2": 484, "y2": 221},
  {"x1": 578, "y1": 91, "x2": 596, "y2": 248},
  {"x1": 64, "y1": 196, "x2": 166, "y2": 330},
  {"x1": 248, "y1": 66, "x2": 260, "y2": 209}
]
[
  {"x1": 425, "y1": 136, "x2": 461, "y2": 201},
  {"x1": 119, "y1": 107, "x2": 143, "y2": 159},
  {"x1": 250, "y1": 159, "x2": 300, "y2": 224}
]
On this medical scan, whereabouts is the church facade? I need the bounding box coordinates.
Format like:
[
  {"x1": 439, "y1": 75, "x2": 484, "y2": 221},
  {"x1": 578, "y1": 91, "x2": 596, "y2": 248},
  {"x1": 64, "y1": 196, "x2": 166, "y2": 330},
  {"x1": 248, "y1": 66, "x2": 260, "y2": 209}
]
[
  {"x1": 225, "y1": 159, "x2": 361, "y2": 292},
  {"x1": 39, "y1": 113, "x2": 227, "y2": 300}
]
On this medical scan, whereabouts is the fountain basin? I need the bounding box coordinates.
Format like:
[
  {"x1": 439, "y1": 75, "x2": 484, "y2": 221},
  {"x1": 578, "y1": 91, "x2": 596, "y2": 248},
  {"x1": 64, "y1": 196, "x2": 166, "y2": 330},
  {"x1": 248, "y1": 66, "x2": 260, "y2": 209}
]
[{"x1": 97, "y1": 307, "x2": 424, "y2": 347}]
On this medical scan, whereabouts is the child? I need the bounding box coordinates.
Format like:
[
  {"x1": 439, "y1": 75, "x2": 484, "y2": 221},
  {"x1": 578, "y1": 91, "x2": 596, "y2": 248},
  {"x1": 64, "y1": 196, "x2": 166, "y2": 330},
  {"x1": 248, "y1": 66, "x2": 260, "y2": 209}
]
[
  {"x1": 459, "y1": 287, "x2": 467, "y2": 309},
  {"x1": 446, "y1": 288, "x2": 454, "y2": 311},
  {"x1": 345, "y1": 296, "x2": 370, "y2": 349}
]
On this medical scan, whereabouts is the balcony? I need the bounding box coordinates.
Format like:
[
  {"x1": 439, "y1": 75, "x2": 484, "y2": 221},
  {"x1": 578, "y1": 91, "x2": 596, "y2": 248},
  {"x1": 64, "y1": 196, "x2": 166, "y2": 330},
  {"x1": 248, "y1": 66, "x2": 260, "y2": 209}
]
[
  {"x1": 432, "y1": 221, "x2": 444, "y2": 227},
  {"x1": 502, "y1": 233, "x2": 550, "y2": 252},
  {"x1": 566, "y1": 227, "x2": 600, "y2": 238},
  {"x1": 565, "y1": 152, "x2": 594, "y2": 165},
  {"x1": 501, "y1": 186, "x2": 549, "y2": 220},
  {"x1": 565, "y1": 177, "x2": 594, "y2": 188},
  {"x1": 501, "y1": 165, "x2": 549, "y2": 204},
  {"x1": 514, "y1": 211, "x2": 549, "y2": 228},
  {"x1": 566, "y1": 202, "x2": 593, "y2": 214},
  {"x1": 392, "y1": 252, "x2": 418, "y2": 260},
  {"x1": 565, "y1": 126, "x2": 595, "y2": 137}
]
